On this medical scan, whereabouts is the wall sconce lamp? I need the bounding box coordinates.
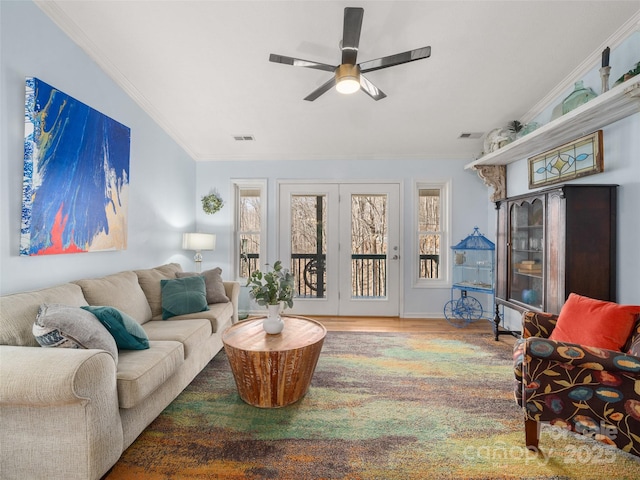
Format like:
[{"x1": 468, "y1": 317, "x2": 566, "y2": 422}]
[{"x1": 182, "y1": 233, "x2": 216, "y2": 273}]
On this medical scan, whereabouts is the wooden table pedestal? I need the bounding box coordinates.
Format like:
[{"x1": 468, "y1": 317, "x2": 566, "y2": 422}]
[{"x1": 222, "y1": 316, "x2": 326, "y2": 408}]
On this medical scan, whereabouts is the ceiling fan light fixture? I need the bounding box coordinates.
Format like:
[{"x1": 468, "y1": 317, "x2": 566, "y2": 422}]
[{"x1": 335, "y1": 64, "x2": 361, "y2": 94}]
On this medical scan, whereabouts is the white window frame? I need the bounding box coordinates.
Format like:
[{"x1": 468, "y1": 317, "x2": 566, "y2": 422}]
[
  {"x1": 232, "y1": 179, "x2": 267, "y2": 282},
  {"x1": 414, "y1": 180, "x2": 450, "y2": 288}
]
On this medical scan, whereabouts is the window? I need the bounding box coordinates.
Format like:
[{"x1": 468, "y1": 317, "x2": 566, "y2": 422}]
[
  {"x1": 416, "y1": 182, "x2": 449, "y2": 286},
  {"x1": 233, "y1": 180, "x2": 266, "y2": 280}
]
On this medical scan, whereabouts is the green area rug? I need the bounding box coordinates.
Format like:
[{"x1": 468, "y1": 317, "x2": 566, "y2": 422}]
[{"x1": 106, "y1": 331, "x2": 639, "y2": 479}]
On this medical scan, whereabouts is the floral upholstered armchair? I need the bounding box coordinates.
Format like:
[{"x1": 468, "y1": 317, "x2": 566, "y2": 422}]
[{"x1": 513, "y1": 294, "x2": 640, "y2": 457}]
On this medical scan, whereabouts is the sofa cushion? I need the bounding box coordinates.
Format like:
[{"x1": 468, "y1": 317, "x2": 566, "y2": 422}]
[
  {"x1": 0, "y1": 283, "x2": 88, "y2": 347},
  {"x1": 32, "y1": 303, "x2": 118, "y2": 362},
  {"x1": 176, "y1": 267, "x2": 230, "y2": 304},
  {"x1": 150, "y1": 302, "x2": 231, "y2": 332},
  {"x1": 143, "y1": 319, "x2": 211, "y2": 359},
  {"x1": 75, "y1": 271, "x2": 152, "y2": 324},
  {"x1": 549, "y1": 293, "x2": 640, "y2": 351},
  {"x1": 116, "y1": 340, "x2": 184, "y2": 408},
  {"x1": 82, "y1": 306, "x2": 149, "y2": 350},
  {"x1": 135, "y1": 263, "x2": 183, "y2": 319},
  {"x1": 161, "y1": 276, "x2": 209, "y2": 320}
]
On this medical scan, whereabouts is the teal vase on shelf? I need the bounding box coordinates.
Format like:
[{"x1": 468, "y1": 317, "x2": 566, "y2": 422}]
[{"x1": 562, "y1": 80, "x2": 597, "y2": 114}]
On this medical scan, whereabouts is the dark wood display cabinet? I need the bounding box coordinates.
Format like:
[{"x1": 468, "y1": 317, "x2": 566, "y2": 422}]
[{"x1": 493, "y1": 184, "x2": 617, "y2": 339}]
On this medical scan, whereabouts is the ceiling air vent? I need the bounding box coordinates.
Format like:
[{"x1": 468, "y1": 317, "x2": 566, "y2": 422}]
[
  {"x1": 233, "y1": 135, "x2": 255, "y2": 141},
  {"x1": 458, "y1": 132, "x2": 484, "y2": 139}
]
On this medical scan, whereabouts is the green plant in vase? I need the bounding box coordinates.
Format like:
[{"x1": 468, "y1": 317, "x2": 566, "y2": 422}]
[
  {"x1": 246, "y1": 261, "x2": 295, "y2": 309},
  {"x1": 247, "y1": 261, "x2": 294, "y2": 334}
]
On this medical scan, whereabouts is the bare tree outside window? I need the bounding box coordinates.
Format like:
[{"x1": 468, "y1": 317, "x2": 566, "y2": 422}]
[
  {"x1": 350, "y1": 195, "x2": 387, "y2": 297},
  {"x1": 238, "y1": 189, "x2": 261, "y2": 278},
  {"x1": 289, "y1": 194, "x2": 389, "y2": 298},
  {"x1": 418, "y1": 188, "x2": 441, "y2": 279},
  {"x1": 290, "y1": 195, "x2": 327, "y2": 297}
]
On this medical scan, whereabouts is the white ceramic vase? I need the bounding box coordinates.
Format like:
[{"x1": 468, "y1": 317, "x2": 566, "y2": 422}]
[{"x1": 263, "y1": 303, "x2": 284, "y2": 334}]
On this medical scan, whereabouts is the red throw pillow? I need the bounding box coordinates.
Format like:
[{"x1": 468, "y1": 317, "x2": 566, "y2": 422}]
[{"x1": 549, "y1": 293, "x2": 640, "y2": 351}]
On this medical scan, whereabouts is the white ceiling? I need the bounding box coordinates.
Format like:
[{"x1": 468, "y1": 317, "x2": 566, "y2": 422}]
[{"x1": 37, "y1": 1, "x2": 640, "y2": 162}]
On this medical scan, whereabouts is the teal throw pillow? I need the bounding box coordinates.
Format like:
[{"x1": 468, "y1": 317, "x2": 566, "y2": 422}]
[
  {"x1": 81, "y1": 306, "x2": 149, "y2": 350},
  {"x1": 161, "y1": 275, "x2": 209, "y2": 320}
]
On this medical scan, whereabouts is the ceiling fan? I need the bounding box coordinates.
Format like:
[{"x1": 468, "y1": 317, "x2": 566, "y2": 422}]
[{"x1": 269, "y1": 7, "x2": 431, "y2": 101}]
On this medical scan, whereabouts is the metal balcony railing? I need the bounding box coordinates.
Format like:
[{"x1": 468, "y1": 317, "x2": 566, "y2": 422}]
[{"x1": 240, "y1": 252, "x2": 439, "y2": 298}]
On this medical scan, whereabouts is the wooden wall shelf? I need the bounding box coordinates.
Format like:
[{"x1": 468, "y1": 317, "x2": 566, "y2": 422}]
[{"x1": 466, "y1": 76, "x2": 640, "y2": 169}]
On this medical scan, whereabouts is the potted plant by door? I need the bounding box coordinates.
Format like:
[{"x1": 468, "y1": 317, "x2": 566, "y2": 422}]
[{"x1": 246, "y1": 261, "x2": 295, "y2": 334}]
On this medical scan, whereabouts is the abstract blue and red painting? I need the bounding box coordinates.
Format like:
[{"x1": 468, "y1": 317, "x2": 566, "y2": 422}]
[{"x1": 22, "y1": 77, "x2": 130, "y2": 256}]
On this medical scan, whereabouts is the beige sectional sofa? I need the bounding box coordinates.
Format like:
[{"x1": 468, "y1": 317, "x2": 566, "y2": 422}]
[{"x1": 0, "y1": 263, "x2": 240, "y2": 480}]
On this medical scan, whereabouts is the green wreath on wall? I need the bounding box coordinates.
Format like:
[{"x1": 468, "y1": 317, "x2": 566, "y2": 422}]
[{"x1": 201, "y1": 191, "x2": 224, "y2": 215}]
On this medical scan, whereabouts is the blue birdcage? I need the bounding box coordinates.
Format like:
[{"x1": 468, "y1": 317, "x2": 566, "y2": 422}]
[{"x1": 444, "y1": 227, "x2": 496, "y2": 328}]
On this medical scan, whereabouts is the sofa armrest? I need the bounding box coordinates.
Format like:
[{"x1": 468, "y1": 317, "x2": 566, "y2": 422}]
[
  {"x1": 0, "y1": 346, "x2": 123, "y2": 480},
  {"x1": 0, "y1": 346, "x2": 118, "y2": 405},
  {"x1": 524, "y1": 337, "x2": 640, "y2": 375},
  {"x1": 522, "y1": 311, "x2": 558, "y2": 339},
  {"x1": 223, "y1": 281, "x2": 240, "y2": 324}
]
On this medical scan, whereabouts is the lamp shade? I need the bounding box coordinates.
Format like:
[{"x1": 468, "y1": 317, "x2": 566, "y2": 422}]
[{"x1": 182, "y1": 233, "x2": 216, "y2": 251}]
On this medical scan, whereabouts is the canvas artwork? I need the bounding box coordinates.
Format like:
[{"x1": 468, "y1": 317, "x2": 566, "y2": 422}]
[{"x1": 22, "y1": 77, "x2": 130, "y2": 256}]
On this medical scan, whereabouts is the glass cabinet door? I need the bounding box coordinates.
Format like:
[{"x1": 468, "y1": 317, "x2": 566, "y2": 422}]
[{"x1": 509, "y1": 199, "x2": 543, "y2": 309}]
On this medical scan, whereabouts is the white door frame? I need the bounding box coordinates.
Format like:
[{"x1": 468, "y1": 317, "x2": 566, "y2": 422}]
[{"x1": 278, "y1": 181, "x2": 401, "y2": 317}]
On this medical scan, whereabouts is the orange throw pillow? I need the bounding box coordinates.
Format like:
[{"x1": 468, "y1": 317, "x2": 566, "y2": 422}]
[{"x1": 549, "y1": 293, "x2": 640, "y2": 351}]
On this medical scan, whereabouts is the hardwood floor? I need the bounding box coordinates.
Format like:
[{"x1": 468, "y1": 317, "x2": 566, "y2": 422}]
[{"x1": 306, "y1": 316, "x2": 517, "y2": 346}]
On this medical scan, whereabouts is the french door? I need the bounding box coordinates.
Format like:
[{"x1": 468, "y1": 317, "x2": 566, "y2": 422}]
[{"x1": 279, "y1": 182, "x2": 400, "y2": 316}]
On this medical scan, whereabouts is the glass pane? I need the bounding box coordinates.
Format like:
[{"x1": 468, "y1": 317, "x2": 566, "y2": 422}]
[
  {"x1": 418, "y1": 188, "x2": 440, "y2": 231},
  {"x1": 291, "y1": 195, "x2": 327, "y2": 298},
  {"x1": 419, "y1": 233, "x2": 440, "y2": 279},
  {"x1": 509, "y1": 200, "x2": 543, "y2": 308},
  {"x1": 418, "y1": 188, "x2": 441, "y2": 279},
  {"x1": 239, "y1": 192, "x2": 260, "y2": 231},
  {"x1": 238, "y1": 190, "x2": 261, "y2": 278},
  {"x1": 239, "y1": 233, "x2": 260, "y2": 278},
  {"x1": 351, "y1": 194, "x2": 387, "y2": 298}
]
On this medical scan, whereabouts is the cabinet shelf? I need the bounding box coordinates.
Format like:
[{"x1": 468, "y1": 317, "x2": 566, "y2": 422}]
[
  {"x1": 514, "y1": 271, "x2": 543, "y2": 279},
  {"x1": 465, "y1": 76, "x2": 640, "y2": 169}
]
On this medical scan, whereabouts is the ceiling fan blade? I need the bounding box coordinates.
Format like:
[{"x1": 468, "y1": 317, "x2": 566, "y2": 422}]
[
  {"x1": 360, "y1": 75, "x2": 387, "y2": 101},
  {"x1": 359, "y1": 46, "x2": 431, "y2": 74},
  {"x1": 269, "y1": 54, "x2": 336, "y2": 73},
  {"x1": 341, "y1": 7, "x2": 364, "y2": 65},
  {"x1": 304, "y1": 77, "x2": 337, "y2": 101}
]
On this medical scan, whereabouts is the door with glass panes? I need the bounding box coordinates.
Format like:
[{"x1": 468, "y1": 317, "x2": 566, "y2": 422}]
[{"x1": 279, "y1": 183, "x2": 400, "y2": 316}]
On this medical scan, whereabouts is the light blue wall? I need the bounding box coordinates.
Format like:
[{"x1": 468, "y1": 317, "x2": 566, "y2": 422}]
[
  {"x1": 507, "y1": 114, "x2": 640, "y2": 299},
  {"x1": 501, "y1": 113, "x2": 640, "y2": 331},
  {"x1": 0, "y1": 1, "x2": 196, "y2": 294},
  {"x1": 195, "y1": 158, "x2": 493, "y2": 317}
]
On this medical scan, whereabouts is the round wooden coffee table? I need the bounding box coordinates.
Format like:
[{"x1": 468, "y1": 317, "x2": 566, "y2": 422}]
[{"x1": 222, "y1": 316, "x2": 326, "y2": 408}]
